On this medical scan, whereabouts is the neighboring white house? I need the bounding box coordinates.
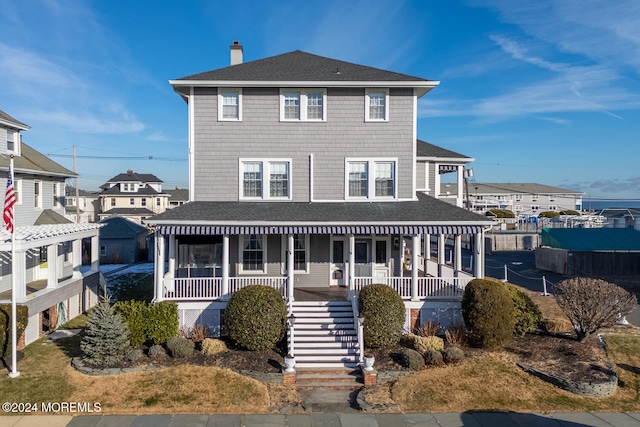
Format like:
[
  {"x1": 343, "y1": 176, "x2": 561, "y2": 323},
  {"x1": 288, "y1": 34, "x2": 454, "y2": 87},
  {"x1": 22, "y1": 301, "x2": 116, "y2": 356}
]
[
  {"x1": 146, "y1": 43, "x2": 492, "y2": 368},
  {"x1": 65, "y1": 186, "x2": 100, "y2": 223},
  {"x1": 441, "y1": 182, "x2": 584, "y2": 217},
  {"x1": 0, "y1": 108, "x2": 102, "y2": 346},
  {"x1": 98, "y1": 170, "x2": 169, "y2": 225}
]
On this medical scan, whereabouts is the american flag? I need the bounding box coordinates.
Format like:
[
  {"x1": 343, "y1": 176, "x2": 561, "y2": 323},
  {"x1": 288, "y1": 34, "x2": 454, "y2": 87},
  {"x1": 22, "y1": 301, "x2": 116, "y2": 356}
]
[{"x1": 4, "y1": 166, "x2": 16, "y2": 234}]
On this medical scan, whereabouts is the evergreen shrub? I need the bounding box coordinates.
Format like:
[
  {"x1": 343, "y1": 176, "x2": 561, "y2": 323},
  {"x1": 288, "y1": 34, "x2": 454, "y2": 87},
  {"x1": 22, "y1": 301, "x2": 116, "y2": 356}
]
[
  {"x1": 403, "y1": 333, "x2": 444, "y2": 353},
  {"x1": 0, "y1": 304, "x2": 28, "y2": 358},
  {"x1": 462, "y1": 279, "x2": 515, "y2": 350},
  {"x1": 443, "y1": 346, "x2": 465, "y2": 364},
  {"x1": 423, "y1": 349, "x2": 444, "y2": 366},
  {"x1": 359, "y1": 283, "x2": 406, "y2": 348},
  {"x1": 538, "y1": 211, "x2": 560, "y2": 218},
  {"x1": 166, "y1": 336, "x2": 194, "y2": 358},
  {"x1": 399, "y1": 347, "x2": 425, "y2": 371},
  {"x1": 225, "y1": 285, "x2": 287, "y2": 351},
  {"x1": 80, "y1": 302, "x2": 131, "y2": 366},
  {"x1": 114, "y1": 300, "x2": 178, "y2": 346},
  {"x1": 202, "y1": 338, "x2": 228, "y2": 355},
  {"x1": 148, "y1": 344, "x2": 165, "y2": 358},
  {"x1": 503, "y1": 283, "x2": 542, "y2": 335}
]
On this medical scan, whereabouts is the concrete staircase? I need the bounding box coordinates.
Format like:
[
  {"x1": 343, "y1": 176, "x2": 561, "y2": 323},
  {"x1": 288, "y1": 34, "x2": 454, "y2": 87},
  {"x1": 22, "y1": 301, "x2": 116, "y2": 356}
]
[{"x1": 291, "y1": 300, "x2": 361, "y2": 370}]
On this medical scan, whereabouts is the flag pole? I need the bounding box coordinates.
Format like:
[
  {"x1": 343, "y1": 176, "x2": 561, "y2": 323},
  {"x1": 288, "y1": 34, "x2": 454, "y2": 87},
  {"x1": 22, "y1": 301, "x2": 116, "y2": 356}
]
[{"x1": 7, "y1": 155, "x2": 19, "y2": 378}]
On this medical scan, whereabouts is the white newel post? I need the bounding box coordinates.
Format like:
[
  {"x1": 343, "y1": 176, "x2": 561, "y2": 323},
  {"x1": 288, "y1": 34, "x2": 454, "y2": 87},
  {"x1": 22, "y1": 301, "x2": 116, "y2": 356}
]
[
  {"x1": 154, "y1": 233, "x2": 164, "y2": 301},
  {"x1": 168, "y1": 234, "x2": 176, "y2": 278},
  {"x1": 348, "y1": 234, "x2": 355, "y2": 290},
  {"x1": 454, "y1": 234, "x2": 462, "y2": 276},
  {"x1": 411, "y1": 234, "x2": 419, "y2": 301},
  {"x1": 90, "y1": 234, "x2": 99, "y2": 273},
  {"x1": 72, "y1": 239, "x2": 82, "y2": 278},
  {"x1": 287, "y1": 234, "x2": 294, "y2": 301},
  {"x1": 47, "y1": 244, "x2": 57, "y2": 289},
  {"x1": 222, "y1": 234, "x2": 229, "y2": 298}
]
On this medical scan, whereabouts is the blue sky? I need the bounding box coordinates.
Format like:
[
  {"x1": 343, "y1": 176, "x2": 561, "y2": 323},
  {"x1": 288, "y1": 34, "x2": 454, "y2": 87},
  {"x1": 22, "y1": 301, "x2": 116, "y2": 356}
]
[{"x1": 1, "y1": 1, "x2": 639, "y2": 200}]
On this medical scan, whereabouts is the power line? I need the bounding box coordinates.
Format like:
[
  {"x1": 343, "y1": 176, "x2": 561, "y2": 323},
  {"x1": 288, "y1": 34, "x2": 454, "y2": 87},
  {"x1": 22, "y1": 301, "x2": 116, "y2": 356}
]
[{"x1": 48, "y1": 154, "x2": 187, "y2": 161}]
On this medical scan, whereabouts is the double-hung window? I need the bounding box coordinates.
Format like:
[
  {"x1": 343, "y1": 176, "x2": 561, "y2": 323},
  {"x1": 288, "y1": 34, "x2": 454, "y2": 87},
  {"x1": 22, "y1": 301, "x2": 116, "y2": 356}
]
[
  {"x1": 7, "y1": 130, "x2": 16, "y2": 151},
  {"x1": 34, "y1": 181, "x2": 41, "y2": 209},
  {"x1": 365, "y1": 89, "x2": 389, "y2": 121},
  {"x1": 240, "y1": 159, "x2": 291, "y2": 200},
  {"x1": 218, "y1": 89, "x2": 242, "y2": 121},
  {"x1": 280, "y1": 89, "x2": 326, "y2": 121},
  {"x1": 346, "y1": 159, "x2": 397, "y2": 199},
  {"x1": 240, "y1": 234, "x2": 266, "y2": 273}
]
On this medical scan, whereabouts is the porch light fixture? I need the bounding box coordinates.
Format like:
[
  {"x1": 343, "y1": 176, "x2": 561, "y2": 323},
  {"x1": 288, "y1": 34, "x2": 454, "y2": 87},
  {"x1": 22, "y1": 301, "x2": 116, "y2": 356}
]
[
  {"x1": 288, "y1": 314, "x2": 296, "y2": 326},
  {"x1": 358, "y1": 314, "x2": 365, "y2": 325}
]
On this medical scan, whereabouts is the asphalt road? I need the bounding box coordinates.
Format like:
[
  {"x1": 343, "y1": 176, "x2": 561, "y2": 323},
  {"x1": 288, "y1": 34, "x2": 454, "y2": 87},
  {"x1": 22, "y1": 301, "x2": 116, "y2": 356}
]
[{"x1": 484, "y1": 250, "x2": 640, "y2": 327}]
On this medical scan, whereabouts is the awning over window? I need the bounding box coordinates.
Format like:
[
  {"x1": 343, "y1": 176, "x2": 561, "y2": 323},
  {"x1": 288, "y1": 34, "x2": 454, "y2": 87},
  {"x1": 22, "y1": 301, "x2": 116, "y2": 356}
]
[{"x1": 158, "y1": 224, "x2": 482, "y2": 236}]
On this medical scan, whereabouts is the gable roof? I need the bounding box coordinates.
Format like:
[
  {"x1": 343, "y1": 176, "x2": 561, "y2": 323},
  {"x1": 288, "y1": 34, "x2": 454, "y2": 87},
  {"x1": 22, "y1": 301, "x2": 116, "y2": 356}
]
[
  {"x1": 171, "y1": 50, "x2": 439, "y2": 97},
  {"x1": 166, "y1": 188, "x2": 189, "y2": 201},
  {"x1": 100, "y1": 185, "x2": 163, "y2": 196},
  {"x1": 34, "y1": 209, "x2": 72, "y2": 226},
  {"x1": 541, "y1": 228, "x2": 640, "y2": 251},
  {"x1": 99, "y1": 216, "x2": 148, "y2": 239},
  {"x1": 0, "y1": 142, "x2": 76, "y2": 178},
  {"x1": 0, "y1": 108, "x2": 29, "y2": 130},
  {"x1": 102, "y1": 172, "x2": 163, "y2": 186},
  {"x1": 416, "y1": 139, "x2": 472, "y2": 160}
]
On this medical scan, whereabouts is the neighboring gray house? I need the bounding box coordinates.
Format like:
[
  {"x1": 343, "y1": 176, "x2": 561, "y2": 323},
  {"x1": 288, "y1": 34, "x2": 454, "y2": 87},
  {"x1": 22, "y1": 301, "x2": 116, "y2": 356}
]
[
  {"x1": 441, "y1": 182, "x2": 584, "y2": 217},
  {"x1": 65, "y1": 186, "x2": 100, "y2": 223},
  {"x1": 99, "y1": 216, "x2": 149, "y2": 264},
  {"x1": 0, "y1": 108, "x2": 102, "y2": 346},
  {"x1": 98, "y1": 170, "x2": 169, "y2": 225},
  {"x1": 165, "y1": 188, "x2": 189, "y2": 209},
  {"x1": 146, "y1": 44, "x2": 492, "y2": 368}
]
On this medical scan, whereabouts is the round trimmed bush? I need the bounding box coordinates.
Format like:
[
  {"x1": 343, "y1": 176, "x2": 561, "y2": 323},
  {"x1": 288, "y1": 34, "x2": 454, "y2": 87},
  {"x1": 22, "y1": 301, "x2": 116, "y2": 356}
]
[
  {"x1": 148, "y1": 344, "x2": 165, "y2": 358},
  {"x1": 443, "y1": 346, "x2": 465, "y2": 364},
  {"x1": 225, "y1": 285, "x2": 287, "y2": 351},
  {"x1": 359, "y1": 283, "x2": 406, "y2": 348},
  {"x1": 166, "y1": 336, "x2": 194, "y2": 358},
  {"x1": 503, "y1": 283, "x2": 542, "y2": 335},
  {"x1": 399, "y1": 347, "x2": 425, "y2": 371},
  {"x1": 202, "y1": 338, "x2": 228, "y2": 355},
  {"x1": 424, "y1": 349, "x2": 444, "y2": 366},
  {"x1": 462, "y1": 279, "x2": 515, "y2": 350}
]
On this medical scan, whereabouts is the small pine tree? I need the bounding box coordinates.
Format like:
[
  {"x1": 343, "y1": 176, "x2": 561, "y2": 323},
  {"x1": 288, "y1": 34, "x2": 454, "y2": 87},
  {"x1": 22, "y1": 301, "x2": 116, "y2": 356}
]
[{"x1": 80, "y1": 302, "x2": 131, "y2": 366}]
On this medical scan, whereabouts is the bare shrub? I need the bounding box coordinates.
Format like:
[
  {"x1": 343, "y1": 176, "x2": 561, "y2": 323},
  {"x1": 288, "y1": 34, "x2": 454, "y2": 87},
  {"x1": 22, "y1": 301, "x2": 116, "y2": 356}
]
[
  {"x1": 415, "y1": 320, "x2": 442, "y2": 337},
  {"x1": 445, "y1": 323, "x2": 467, "y2": 347},
  {"x1": 553, "y1": 277, "x2": 637, "y2": 341},
  {"x1": 189, "y1": 324, "x2": 210, "y2": 343}
]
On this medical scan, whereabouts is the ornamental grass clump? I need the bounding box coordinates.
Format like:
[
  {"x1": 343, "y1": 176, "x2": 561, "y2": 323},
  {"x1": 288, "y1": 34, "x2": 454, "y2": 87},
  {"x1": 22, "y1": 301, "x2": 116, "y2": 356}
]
[
  {"x1": 225, "y1": 285, "x2": 287, "y2": 351},
  {"x1": 462, "y1": 279, "x2": 515, "y2": 350},
  {"x1": 359, "y1": 283, "x2": 406, "y2": 348},
  {"x1": 80, "y1": 302, "x2": 131, "y2": 366}
]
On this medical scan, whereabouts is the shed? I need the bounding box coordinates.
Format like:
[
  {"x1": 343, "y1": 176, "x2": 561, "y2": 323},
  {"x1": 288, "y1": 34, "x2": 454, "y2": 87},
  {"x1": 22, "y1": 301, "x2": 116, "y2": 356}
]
[{"x1": 99, "y1": 216, "x2": 149, "y2": 264}]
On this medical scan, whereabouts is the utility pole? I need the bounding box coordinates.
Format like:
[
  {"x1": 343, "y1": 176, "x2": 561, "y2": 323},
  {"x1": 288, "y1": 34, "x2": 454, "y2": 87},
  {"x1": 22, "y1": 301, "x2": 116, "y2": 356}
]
[{"x1": 74, "y1": 145, "x2": 80, "y2": 223}]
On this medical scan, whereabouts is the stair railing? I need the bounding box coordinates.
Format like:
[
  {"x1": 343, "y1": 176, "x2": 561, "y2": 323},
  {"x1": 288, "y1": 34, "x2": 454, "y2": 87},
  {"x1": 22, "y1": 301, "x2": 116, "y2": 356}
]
[
  {"x1": 350, "y1": 288, "x2": 364, "y2": 364},
  {"x1": 287, "y1": 312, "x2": 296, "y2": 358}
]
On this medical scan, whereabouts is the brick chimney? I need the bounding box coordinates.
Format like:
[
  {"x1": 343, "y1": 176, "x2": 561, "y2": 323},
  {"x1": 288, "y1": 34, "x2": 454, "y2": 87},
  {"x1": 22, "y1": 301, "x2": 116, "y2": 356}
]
[
  {"x1": 230, "y1": 41, "x2": 243, "y2": 65},
  {"x1": 127, "y1": 169, "x2": 133, "y2": 176}
]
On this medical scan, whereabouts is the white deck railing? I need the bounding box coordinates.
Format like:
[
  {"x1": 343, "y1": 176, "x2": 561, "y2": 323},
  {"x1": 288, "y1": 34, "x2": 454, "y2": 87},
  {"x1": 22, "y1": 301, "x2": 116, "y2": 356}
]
[
  {"x1": 353, "y1": 275, "x2": 472, "y2": 299},
  {"x1": 163, "y1": 276, "x2": 286, "y2": 301}
]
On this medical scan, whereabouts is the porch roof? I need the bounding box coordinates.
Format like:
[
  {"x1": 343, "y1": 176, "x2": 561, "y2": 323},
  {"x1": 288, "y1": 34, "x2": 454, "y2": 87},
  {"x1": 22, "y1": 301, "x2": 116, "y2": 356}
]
[
  {"x1": 0, "y1": 223, "x2": 102, "y2": 251},
  {"x1": 148, "y1": 193, "x2": 493, "y2": 235}
]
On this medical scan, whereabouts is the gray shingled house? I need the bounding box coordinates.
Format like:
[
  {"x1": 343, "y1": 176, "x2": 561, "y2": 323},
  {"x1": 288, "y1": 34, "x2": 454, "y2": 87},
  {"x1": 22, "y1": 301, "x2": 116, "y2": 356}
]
[
  {"x1": 146, "y1": 44, "x2": 492, "y2": 368},
  {"x1": 98, "y1": 216, "x2": 149, "y2": 264}
]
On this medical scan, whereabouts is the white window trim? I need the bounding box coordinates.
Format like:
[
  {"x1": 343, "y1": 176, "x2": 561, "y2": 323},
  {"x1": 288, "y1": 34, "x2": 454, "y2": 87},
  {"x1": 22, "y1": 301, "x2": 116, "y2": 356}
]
[
  {"x1": 239, "y1": 158, "x2": 293, "y2": 201},
  {"x1": 345, "y1": 158, "x2": 398, "y2": 200},
  {"x1": 365, "y1": 88, "x2": 389, "y2": 122},
  {"x1": 279, "y1": 89, "x2": 327, "y2": 122},
  {"x1": 238, "y1": 234, "x2": 268, "y2": 275},
  {"x1": 280, "y1": 234, "x2": 310, "y2": 274},
  {"x1": 34, "y1": 180, "x2": 42, "y2": 210},
  {"x1": 218, "y1": 88, "x2": 243, "y2": 121},
  {"x1": 53, "y1": 182, "x2": 60, "y2": 208},
  {"x1": 15, "y1": 179, "x2": 22, "y2": 205}
]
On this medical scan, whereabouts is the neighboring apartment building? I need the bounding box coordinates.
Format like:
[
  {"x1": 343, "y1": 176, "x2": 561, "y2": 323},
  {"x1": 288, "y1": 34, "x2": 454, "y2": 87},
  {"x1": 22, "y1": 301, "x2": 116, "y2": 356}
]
[
  {"x1": 98, "y1": 170, "x2": 169, "y2": 224},
  {"x1": 146, "y1": 44, "x2": 492, "y2": 368},
  {"x1": 441, "y1": 182, "x2": 584, "y2": 217},
  {"x1": 0, "y1": 109, "x2": 102, "y2": 346},
  {"x1": 65, "y1": 186, "x2": 100, "y2": 223}
]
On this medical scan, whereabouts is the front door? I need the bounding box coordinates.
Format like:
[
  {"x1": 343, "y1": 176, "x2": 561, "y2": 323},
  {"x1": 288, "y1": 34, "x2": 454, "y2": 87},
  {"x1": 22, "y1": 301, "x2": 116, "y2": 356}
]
[
  {"x1": 330, "y1": 237, "x2": 345, "y2": 286},
  {"x1": 354, "y1": 239, "x2": 371, "y2": 277}
]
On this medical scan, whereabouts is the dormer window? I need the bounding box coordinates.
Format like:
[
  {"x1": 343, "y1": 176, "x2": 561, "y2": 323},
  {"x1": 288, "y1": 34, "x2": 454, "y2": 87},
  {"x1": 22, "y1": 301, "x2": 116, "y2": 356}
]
[{"x1": 122, "y1": 183, "x2": 136, "y2": 192}]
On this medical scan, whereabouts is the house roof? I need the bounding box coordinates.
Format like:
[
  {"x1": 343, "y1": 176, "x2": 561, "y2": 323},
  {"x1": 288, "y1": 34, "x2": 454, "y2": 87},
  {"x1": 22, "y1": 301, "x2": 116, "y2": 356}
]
[
  {"x1": 177, "y1": 50, "x2": 433, "y2": 83},
  {"x1": 146, "y1": 193, "x2": 492, "y2": 235},
  {"x1": 457, "y1": 183, "x2": 583, "y2": 196},
  {"x1": 102, "y1": 172, "x2": 163, "y2": 186},
  {"x1": 34, "y1": 209, "x2": 72, "y2": 226},
  {"x1": 98, "y1": 208, "x2": 155, "y2": 217},
  {"x1": 0, "y1": 108, "x2": 29, "y2": 130},
  {"x1": 416, "y1": 139, "x2": 472, "y2": 160},
  {"x1": 0, "y1": 142, "x2": 76, "y2": 178},
  {"x1": 541, "y1": 228, "x2": 640, "y2": 251},
  {"x1": 100, "y1": 185, "x2": 163, "y2": 196},
  {"x1": 99, "y1": 216, "x2": 148, "y2": 239},
  {"x1": 65, "y1": 186, "x2": 98, "y2": 197},
  {"x1": 166, "y1": 188, "x2": 189, "y2": 201}
]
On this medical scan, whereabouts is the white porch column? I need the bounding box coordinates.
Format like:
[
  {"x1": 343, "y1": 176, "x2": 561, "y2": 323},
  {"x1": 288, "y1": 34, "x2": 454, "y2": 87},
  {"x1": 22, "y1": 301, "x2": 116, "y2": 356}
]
[
  {"x1": 287, "y1": 234, "x2": 295, "y2": 301},
  {"x1": 437, "y1": 234, "x2": 446, "y2": 276},
  {"x1": 396, "y1": 234, "x2": 403, "y2": 276},
  {"x1": 423, "y1": 233, "x2": 431, "y2": 274},
  {"x1": 13, "y1": 250, "x2": 27, "y2": 301},
  {"x1": 348, "y1": 234, "x2": 355, "y2": 290},
  {"x1": 456, "y1": 165, "x2": 464, "y2": 207},
  {"x1": 72, "y1": 238, "x2": 82, "y2": 278},
  {"x1": 47, "y1": 244, "x2": 58, "y2": 289},
  {"x1": 454, "y1": 234, "x2": 462, "y2": 275},
  {"x1": 90, "y1": 234, "x2": 99, "y2": 272},
  {"x1": 474, "y1": 230, "x2": 485, "y2": 278},
  {"x1": 411, "y1": 234, "x2": 419, "y2": 301},
  {"x1": 154, "y1": 233, "x2": 165, "y2": 301},
  {"x1": 168, "y1": 234, "x2": 176, "y2": 278},
  {"x1": 222, "y1": 234, "x2": 229, "y2": 299}
]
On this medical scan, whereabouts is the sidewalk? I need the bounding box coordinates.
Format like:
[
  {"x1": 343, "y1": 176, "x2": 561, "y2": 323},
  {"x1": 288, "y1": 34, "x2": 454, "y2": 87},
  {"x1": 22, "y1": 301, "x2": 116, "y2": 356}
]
[{"x1": 2, "y1": 412, "x2": 640, "y2": 426}]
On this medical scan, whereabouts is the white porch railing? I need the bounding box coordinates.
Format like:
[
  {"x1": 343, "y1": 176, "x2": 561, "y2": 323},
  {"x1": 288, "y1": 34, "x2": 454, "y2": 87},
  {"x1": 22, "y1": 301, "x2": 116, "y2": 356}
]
[
  {"x1": 163, "y1": 276, "x2": 287, "y2": 301},
  {"x1": 353, "y1": 275, "x2": 473, "y2": 299}
]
